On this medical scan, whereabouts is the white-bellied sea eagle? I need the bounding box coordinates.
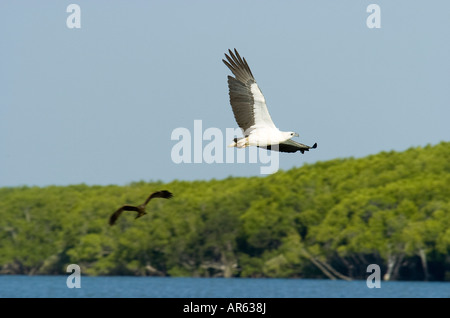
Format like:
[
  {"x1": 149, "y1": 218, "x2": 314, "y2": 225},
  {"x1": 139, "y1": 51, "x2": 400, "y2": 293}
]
[{"x1": 223, "y1": 49, "x2": 317, "y2": 154}]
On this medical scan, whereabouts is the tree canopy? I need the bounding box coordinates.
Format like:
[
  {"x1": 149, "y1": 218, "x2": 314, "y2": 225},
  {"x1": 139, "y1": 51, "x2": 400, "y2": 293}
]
[{"x1": 1, "y1": 142, "x2": 449, "y2": 280}]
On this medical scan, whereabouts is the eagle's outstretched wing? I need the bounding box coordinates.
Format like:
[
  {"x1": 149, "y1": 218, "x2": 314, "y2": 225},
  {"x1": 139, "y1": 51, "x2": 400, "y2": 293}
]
[
  {"x1": 259, "y1": 140, "x2": 318, "y2": 154},
  {"x1": 223, "y1": 48, "x2": 277, "y2": 134},
  {"x1": 143, "y1": 190, "x2": 173, "y2": 205},
  {"x1": 109, "y1": 205, "x2": 139, "y2": 226}
]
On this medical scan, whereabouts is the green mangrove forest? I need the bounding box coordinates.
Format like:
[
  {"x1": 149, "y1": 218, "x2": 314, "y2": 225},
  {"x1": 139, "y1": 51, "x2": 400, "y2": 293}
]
[{"x1": 1, "y1": 142, "x2": 449, "y2": 281}]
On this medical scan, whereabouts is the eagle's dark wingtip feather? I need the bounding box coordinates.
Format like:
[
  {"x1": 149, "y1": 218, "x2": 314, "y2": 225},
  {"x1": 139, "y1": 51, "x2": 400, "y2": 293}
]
[
  {"x1": 312, "y1": 143, "x2": 317, "y2": 149},
  {"x1": 160, "y1": 190, "x2": 173, "y2": 199},
  {"x1": 109, "y1": 215, "x2": 117, "y2": 226}
]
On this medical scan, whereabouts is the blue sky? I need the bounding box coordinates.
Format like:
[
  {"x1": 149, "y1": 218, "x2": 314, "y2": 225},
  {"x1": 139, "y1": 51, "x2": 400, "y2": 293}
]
[{"x1": 1, "y1": 1, "x2": 449, "y2": 187}]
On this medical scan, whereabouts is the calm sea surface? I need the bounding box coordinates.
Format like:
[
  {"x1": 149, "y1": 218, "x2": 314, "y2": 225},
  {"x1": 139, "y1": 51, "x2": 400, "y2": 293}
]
[{"x1": 0, "y1": 276, "x2": 448, "y2": 298}]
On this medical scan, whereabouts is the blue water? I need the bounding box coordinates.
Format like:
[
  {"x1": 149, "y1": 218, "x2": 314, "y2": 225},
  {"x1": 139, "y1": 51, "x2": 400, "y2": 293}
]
[{"x1": 0, "y1": 276, "x2": 448, "y2": 298}]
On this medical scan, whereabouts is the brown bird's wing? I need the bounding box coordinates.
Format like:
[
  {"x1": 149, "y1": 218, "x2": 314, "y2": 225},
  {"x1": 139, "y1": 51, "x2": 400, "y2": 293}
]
[
  {"x1": 109, "y1": 205, "x2": 140, "y2": 226},
  {"x1": 143, "y1": 190, "x2": 173, "y2": 206}
]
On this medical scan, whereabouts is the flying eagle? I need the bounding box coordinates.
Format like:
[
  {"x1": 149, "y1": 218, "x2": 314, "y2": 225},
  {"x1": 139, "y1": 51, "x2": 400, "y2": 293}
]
[
  {"x1": 223, "y1": 49, "x2": 317, "y2": 154},
  {"x1": 109, "y1": 190, "x2": 173, "y2": 226}
]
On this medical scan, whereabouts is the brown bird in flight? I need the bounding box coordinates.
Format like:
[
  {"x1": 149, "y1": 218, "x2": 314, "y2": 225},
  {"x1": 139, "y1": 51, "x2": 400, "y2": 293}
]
[{"x1": 109, "y1": 190, "x2": 173, "y2": 226}]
